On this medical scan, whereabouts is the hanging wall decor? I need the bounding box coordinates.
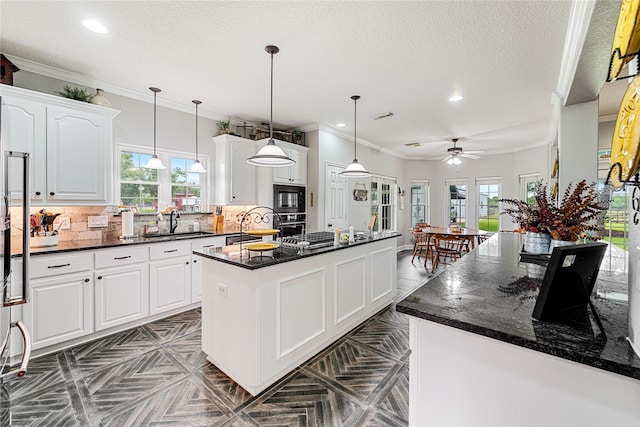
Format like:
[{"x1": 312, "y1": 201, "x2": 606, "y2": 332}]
[{"x1": 353, "y1": 183, "x2": 368, "y2": 201}]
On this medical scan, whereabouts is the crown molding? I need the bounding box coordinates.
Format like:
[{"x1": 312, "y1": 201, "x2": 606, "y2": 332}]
[{"x1": 316, "y1": 123, "x2": 406, "y2": 159}]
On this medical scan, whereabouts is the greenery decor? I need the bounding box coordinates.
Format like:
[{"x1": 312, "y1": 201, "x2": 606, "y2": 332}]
[
  {"x1": 55, "y1": 85, "x2": 91, "y2": 102},
  {"x1": 549, "y1": 180, "x2": 606, "y2": 241},
  {"x1": 217, "y1": 119, "x2": 230, "y2": 134},
  {"x1": 499, "y1": 181, "x2": 555, "y2": 233},
  {"x1": 500, "y1": 180, "x2": 606, "y2": 241}
]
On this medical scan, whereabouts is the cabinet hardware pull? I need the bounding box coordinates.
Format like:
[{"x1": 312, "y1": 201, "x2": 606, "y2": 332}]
[
  {"x1": 97, "y1": 276, "x2": 103, "y2": 280},
  {"x1": 186, "y1": 261, "x2": 189, "y2": 265},
  {"x1": 164, "y1": 249, "x2": 178, "y2": 253},
  {"x1": 193, "y1": 259, "x2": 197, "y2": 263},
  {"x1": 49, "y1": 192, "x2": 55, "y2": 196},
  {"x1": 84, "y1": 278, "x2": 90, "y2": 283},
  {"x1": 35, "y1": 191, "x2": 41, "y2": 196},
  {"x1": 48, "y1": 263, "x2": 70, "y2": 268},
  {"x1": 114, "y1": 256, "x2": 131, "y2": 260}
]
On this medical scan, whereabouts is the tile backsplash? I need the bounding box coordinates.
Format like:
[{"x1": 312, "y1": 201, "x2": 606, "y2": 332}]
[{"x1": 9, "y1": 205, "x2": 261, "y2": 246}]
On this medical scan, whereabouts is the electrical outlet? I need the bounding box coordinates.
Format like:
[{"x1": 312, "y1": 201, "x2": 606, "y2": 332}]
[
  {"x1": 88, "y1": 215, "x2": 108, "y2": 227},
  {"x1": 218, "y1": 283, "x2": 228, "y2": 297},
  {"x1": 58, "y1": 217, "x2": 70, "y2": 230}
]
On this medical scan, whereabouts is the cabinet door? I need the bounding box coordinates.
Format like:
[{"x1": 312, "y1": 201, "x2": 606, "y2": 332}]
[
  {"x1": 46, "y1": 105, "x2": 109, "y2": 203},
  {"x1": 273, "y1": 150, "x2": 293, "y2": 183},
  {"x1": 230, "y1": 141, "x2": 257, "y2": 204},
  {"x1": 95, "y1": 264, "x2": 149, "y2": 331},
  {"x1": 191, "y1": 256, "x2": 203, "y2": 303},
  {"x1": 2, "y1": 95, "x2": 46, "y2": 202},
  {"x1": 23, "y1": 272, "x2": 93, "y2": 349},
  {"x1": 289, "y1": 148, "x2": 307, "y2": 185},
  {"x1": 149, "y1": 257, "x2": 191, "y2": 315}
]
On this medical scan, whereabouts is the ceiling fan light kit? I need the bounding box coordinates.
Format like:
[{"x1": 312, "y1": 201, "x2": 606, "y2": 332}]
[{"x1": 246, "y1": 45, "x2": 296, "y2": 168}]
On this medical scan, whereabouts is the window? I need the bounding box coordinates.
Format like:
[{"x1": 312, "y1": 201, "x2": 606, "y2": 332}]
[
  {"x1": 120, "y1": 151, "x2": 159, "y2": 212},
  {"x1": 370, "y1": 176, "x2": 397, "y2": 232},
  {"x1": 446, "y1": 179, "x2": 467, "y2": 227},
  {"x1": 410, "y1": 180, "x2": 429, "y2": 228},
  {"x1": 519, "y1": 174, "x2": 541, "y2": 205},
  {"x1": 171, "y1": 157, "x2": 203, "y2": 212},
  {"x1": 118, "y1": 146, "x2": 209, "y2": 213},
  {"x1": 477, "y1": 179, "x2": 500, "y2": 232}
]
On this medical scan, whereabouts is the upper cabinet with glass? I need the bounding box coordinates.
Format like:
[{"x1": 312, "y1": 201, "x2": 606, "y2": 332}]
[{"x1": 2, "y1": 85, "x2": 120, "y2": 205}]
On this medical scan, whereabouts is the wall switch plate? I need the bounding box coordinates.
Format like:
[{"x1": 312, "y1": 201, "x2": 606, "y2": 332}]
[
  {"x1": 58, "y1": 217, "x2": 70, "y2": 230},
  {"x1": 88, "y1": 215, "x2": 108, "y2": 227},
  {"x1": 218, "y1": 283, "x2": 228, "y2": 297}
]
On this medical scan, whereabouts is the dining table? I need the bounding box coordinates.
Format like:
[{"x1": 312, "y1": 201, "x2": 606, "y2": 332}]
[{"x1": 416, "y1": 226, "x2": 488, "y2": 250}]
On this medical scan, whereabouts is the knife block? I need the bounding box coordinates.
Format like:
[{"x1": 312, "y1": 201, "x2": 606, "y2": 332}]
[{"x1": 213, "y1": 215, "x2": 224, "y2": 233}]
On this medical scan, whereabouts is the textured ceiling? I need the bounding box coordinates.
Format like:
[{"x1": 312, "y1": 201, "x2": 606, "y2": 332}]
[{"x1": 0, "y1": 0, "x2": 603, "y2": 159}]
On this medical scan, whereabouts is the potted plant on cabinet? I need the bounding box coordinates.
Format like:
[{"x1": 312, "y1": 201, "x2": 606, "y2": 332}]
[
  {"x1": 217, "y1": 119, "x2": 230, "y2": 135},
  {"x1": 499, "y1": 182, "x2": 555, "y2": 253}
]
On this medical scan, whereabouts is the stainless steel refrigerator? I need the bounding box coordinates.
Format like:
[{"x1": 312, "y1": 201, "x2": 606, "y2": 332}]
[{"x1": 0, "y1": 95, "x2": 32, "y2": 425}]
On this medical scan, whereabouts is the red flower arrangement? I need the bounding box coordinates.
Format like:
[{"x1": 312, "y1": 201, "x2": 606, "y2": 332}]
[{"x1": 499, "y1": 180, "x2": 606, "y2": 241}]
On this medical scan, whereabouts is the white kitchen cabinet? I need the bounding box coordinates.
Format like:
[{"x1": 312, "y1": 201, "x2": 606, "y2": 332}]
[
  {"x1": 94, "y1": 246, "x2": 149, "y2": 331},
  {"x1": 191, "y1": 237, "x2": 225, "y2": 303},
  {"x1": 149, "y1": 241, "x2": 192, "y2": 315},
  {"x1": 0, "y1": 85, "x2": 119, "y2": 205},
  {"x1": 23, "y1": 253, "x2": 93, "y2": 350},
  {"x1": 214, "y1": 134, "x2": 257, "y2": 205},
  {"x1": 272, "y1": 141, "x2": 308, "y2": 185}
]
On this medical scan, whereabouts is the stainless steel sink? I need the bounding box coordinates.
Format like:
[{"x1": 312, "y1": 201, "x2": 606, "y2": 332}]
[{"x1": 142, "y1": 231, "x2": 215, "y2": 240}]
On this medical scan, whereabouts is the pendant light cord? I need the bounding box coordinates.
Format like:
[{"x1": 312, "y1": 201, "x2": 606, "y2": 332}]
[
  {"x1": 153, "y1": 90, "x2": 157, "y2": 155},
  {"x1": 195, "y1": 101, "x2": 199, "y2": 160},
  {"x1": 352, "y1": 95, "x2": 360, "y2": 160},
  {"x1": 270, "y1": 48, "x2": 274, "y2": 143}
]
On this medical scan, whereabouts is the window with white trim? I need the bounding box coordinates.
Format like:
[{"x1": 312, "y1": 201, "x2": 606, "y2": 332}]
[
  {"x1": 476, "y1": 178, "x2": 501, "y2": 232},
  {"x1": 370, "y1": 175, "x2": 397, "y2": 232},
  {"x1": 519, "y1": 173, "x2": 541, "y2": 206},
  {"x1": 410, "y1": 180, "x2": 430, "y2": 228},
  {"x1": 446, "y1": 179, "x2": 467, "y2": 227},
  {"x1": 118, "y1": 145, "x2": 209, "y2": 213}
]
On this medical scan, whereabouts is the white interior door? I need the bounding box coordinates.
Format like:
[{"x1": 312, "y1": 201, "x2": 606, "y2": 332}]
[{"x1": 325, "y1": 164, "x2": 348, "y2": 231}]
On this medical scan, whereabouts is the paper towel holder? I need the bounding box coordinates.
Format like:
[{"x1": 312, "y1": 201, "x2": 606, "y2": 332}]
[{"x1": 119, "y1": 211, "x2": 139, "y2": 240}]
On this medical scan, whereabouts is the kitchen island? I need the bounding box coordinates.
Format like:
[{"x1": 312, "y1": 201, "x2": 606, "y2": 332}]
[
  {"x1": 194, "y1": 233, "x2": 399, "y2": 395},
  {"x1": 396, "y1": 232, "x2": 640, "y2": 426}
]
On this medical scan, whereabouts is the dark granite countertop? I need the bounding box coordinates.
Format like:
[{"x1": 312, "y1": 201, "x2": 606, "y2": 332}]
[
  {"x1": 396, "y1": 232, "x2": 640, "y2": 381},
  {"x1": 193, "y1": 232, "x2": 402, "y2": 270},
  {"x1": 13, "y1": 231, "x2": 241, "y2": 257}
]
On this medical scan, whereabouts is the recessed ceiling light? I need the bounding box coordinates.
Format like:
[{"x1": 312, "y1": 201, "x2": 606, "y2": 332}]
[
  {"x1": 82, "y1": 19, "x2": 108, "y2": 34},
  {"x1": 336, "y1": 123, "x2": 346, "y2": 128},
  {"x1": 448, "y1": 95, "x2": 463, "y2": 102}
]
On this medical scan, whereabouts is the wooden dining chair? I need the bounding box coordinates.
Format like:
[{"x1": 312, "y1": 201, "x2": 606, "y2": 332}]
[
  {"x1": 477, "y1": 233, "x2": 489, "y2": 244},
  {"x1": 431, "y1": 234, "x2": 464, "y2": 272},
  {"x1": 412, "y1": 230, "x2": 431, "y2": 264}
]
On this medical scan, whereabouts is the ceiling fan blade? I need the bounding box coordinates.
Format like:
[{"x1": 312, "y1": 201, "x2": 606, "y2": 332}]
[
  {"x1": 460, "y1": 153, "x2": 481, "y2": 160},
  {"x1": 440, "y1": 155, "x2": 453, "y2": 163},
  {"x1": 463, "y1": 150, "x2": 486, "y2": 155}
]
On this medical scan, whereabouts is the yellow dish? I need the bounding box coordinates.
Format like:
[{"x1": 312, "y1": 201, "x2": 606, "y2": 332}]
[
  {"x1": 245, "y1": 242, "x2": 280, "y2": 251},
  {"x1": 609, "y1": 0, "x2": 640, "y2": 80},
  {"x1": 610, "y1": 74, "x2": 640, "y2": 188},
  {"x1": 245, "y1": 229, "x2": 280, "y2": 236}
]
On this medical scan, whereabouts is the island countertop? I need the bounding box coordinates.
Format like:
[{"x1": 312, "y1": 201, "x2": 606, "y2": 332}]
[
  {"x1": 193, "y1": 232, "x2": 402, "y2": 270},
  {"x1": 396, "y1": 232, "x2": 640, "y2": 381}
]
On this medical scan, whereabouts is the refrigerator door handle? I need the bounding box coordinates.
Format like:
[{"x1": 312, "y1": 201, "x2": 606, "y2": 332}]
[
  {"x1": 3, "y1": 151, "x2": 30, "y2": 307},
  {"x1": 0, "y1": 321, "x2": 31, "y2": 381}
]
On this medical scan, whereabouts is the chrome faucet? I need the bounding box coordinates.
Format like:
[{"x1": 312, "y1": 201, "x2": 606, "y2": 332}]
[{"x1": 169, "y1": 210, "x2": 180, "y2": 233}]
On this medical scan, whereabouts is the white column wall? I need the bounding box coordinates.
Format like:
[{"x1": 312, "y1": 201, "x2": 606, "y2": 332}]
[{"x1": 558, "y1": 99, "x2": 599, "y2": 189}]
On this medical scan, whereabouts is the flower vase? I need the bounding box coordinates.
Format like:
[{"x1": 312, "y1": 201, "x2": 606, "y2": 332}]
[
  {"x1": 89, "y1": 88, "x2": 112, "y2": 107},
  {"x1": 524, "y1": 231, "x2": 551, "y2": 254},
  {"x1": 548, "y1": 239, "x2": 575, "y2": 253}
]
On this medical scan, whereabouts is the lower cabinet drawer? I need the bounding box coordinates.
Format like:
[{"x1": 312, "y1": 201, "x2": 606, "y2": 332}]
[
  {"x1": 30, "y1": 253, "x2": 92, "y2": 279},
  {"x1": 149, "y1": 241, "x2": 192, "y2": 260},
  {"x1": 95, "y1": 246, "x2": 149, "y2": 269}
]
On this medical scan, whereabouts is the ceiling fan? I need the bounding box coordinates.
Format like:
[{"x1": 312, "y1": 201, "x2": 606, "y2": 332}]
[{"x1": 439, "y1": 138, "x2": 485, "y2": 165}]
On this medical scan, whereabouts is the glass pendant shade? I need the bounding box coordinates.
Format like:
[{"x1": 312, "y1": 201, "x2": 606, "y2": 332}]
[
  {"x1": 144, "y1": 87, "x2": 166, "y2": 169},
  {"x1": 247, "y1": 45, "x2": 295, "y2": 168},
  {"x1": 247, "y1": 138, "x2": 295, "y2": 167},
  {"x1": 189, "y1": 159, "x2": 207, "y2": 173},
  {"x1": 340, "y1": 95, "x2": 370, "y2": 177},
  {"x1": 188, "y1": 99, "x2": 207, "y2": 173},
  {"x1": 447, "y1": 156, "x2": 462, "y2": 166},
  {"x1": 341, "y1": 159, "x2": 371, "y2": 177}
]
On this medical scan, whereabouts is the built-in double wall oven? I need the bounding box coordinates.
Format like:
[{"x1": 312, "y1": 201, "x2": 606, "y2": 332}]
[{"x1": 273, "y1": 184, "x2": 306, "y2": 237}]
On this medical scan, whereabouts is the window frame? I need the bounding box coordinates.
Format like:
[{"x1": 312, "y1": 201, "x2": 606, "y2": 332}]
[
  {"x1": 117, "y1": 144, "x2": 209, "y2": 212},
  {"x1": 445, "y1": 178, "x2": 468, "y2": 227},
  {"x1": 476, "y1": 177, "x2": 501, "y2": 232},
  {"x1": 370, "y1": 175, "x2": 397, "y2": 232},
  {"x1": 410, "y1": 180, "x2": 430, "y2": 228}
]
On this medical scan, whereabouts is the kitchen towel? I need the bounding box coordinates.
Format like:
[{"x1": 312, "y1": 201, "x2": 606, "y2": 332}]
[{"x1": 122, "y1": 211, "x2": 134, "y2": 237}]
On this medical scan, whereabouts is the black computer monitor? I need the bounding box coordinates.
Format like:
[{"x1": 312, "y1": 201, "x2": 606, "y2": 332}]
[{"x1": 532, "y1": 242, "x2": 608, "y2": 334}]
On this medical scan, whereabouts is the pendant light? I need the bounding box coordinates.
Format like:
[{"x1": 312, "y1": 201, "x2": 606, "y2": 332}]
[
  {"x1": 340, "y1": 95, "x2": 371, "y2": 177},
  {"x1": 144, "y1": 87, "x2": 166, "y2": 169},
  {"x1": 246, "y1": 45, "x2": 295, "y2": 167},
  {"x1": 188, "y1": 100, "x2": 207, "y2": 173}
]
